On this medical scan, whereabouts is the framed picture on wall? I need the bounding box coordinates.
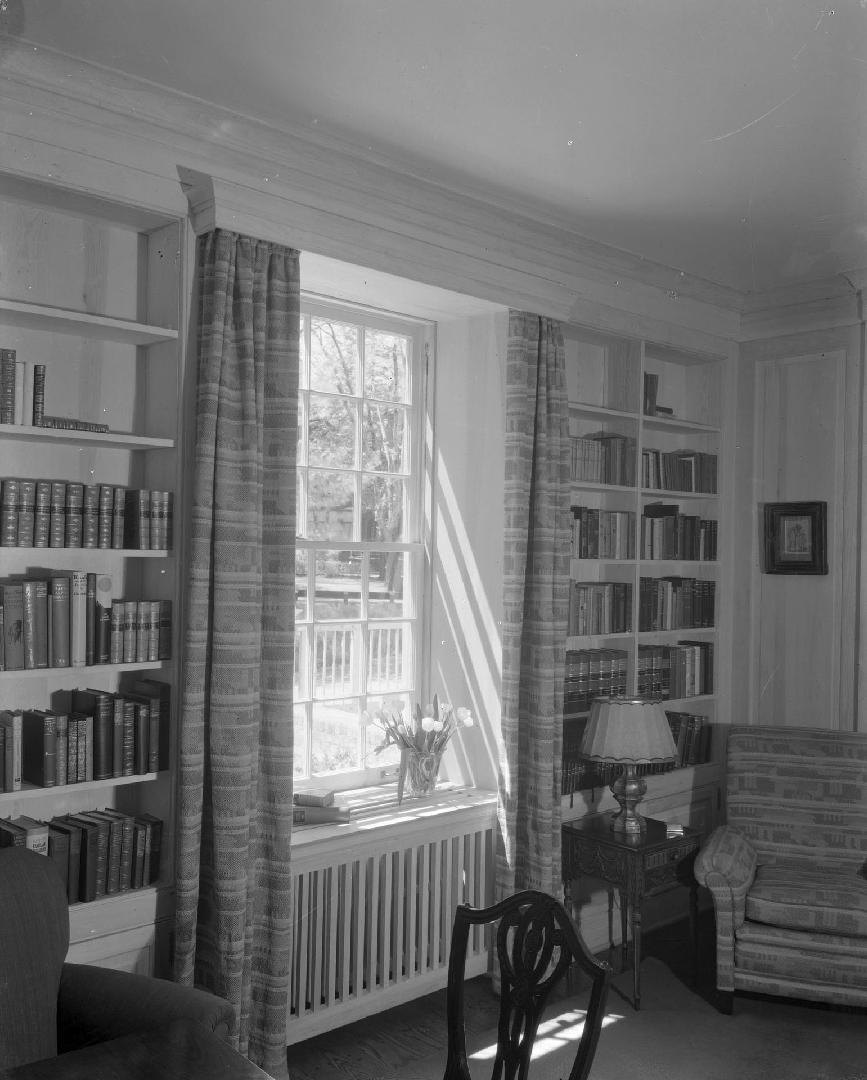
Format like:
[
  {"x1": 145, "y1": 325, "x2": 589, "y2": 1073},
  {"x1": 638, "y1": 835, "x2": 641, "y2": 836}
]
[{"x1": 762, "y1": 501, "x2": 828, "y2": 575}]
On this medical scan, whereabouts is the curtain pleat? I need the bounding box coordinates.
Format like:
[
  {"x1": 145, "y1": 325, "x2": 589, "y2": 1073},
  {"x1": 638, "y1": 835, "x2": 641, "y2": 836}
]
[
  {"x1": 498, "y1": 311, "x2": 571, "y2": 899},
  {"x1": 174, "y1": 230, "x2": 298, "y2": 1078}
]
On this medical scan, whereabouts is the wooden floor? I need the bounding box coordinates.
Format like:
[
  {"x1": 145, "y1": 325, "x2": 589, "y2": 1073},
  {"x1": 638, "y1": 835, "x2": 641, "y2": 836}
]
[{"x1": 286, "y1": 911, "x2": 716, "y2": 1080}]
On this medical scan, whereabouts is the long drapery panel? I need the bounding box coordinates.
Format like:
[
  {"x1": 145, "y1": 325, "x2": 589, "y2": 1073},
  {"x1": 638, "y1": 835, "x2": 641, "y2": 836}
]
[
  {"x1": 174, "y1": 230, "x2": 298, "y2": 1078},
  {"x1": 498, "y1": 311, "x2": 571, "y2": 898}
]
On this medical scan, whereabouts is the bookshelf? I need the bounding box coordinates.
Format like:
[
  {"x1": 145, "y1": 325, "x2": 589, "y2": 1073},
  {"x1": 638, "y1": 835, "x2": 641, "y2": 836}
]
[
  {"x1": 562, "y1": 325, "x2": 726, "y2": 833},
  {"x1": 0, "y1": 175, "x2": 186, "y2": 976}
]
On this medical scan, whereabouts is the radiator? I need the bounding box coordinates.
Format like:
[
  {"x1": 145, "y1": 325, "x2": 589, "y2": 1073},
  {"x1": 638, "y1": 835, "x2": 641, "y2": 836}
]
[{"x1": 286, "y1": 792, "x2": 496, "y2": 1044}]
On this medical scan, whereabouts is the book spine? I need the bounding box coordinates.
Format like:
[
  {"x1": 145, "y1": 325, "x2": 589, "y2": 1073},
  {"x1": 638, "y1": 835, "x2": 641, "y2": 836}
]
[
  {"x1": 0, "y1": 478, "x2": 18, "y2": 546},
  {"x1": 123, "y1": 599, "x2": 137, "y2": 663},
  {"x1": 121, "y1": 700, "x2": 135, "y2": 776},
  {"x1": 112, "y1": 603, "x2": 125, "y2": 668},
  {"x1": 93, "y1": 700, "x2": 113, "y2": 781},
  {"x1": 22, "y1": 578, "x2": 48, "y2": 670},
  {"x1": 82, "y1": 484, "x2": 99, "y2": 549},
  {"x1": 0, "y1": 711, "x2": 23, "y2": 791},
  {"x1": 0, "y1": 349, "x2": 17, "y2": 425},
  {"x1": 32, "y1": 364, "x2": 45, "y2": 426},
  {"x1": 55, "y1": 713, "x2": 68, "y2": 786},
  {"x1": 96, "y1": 572, "x2": 113, "y2": 664},
  {"x1": 65, "y1": 482, "x2": 84, "y2": 548},
  {"x1": 111, "y1": 486, "x2": 126, "y2": 549},
  {"x1": 70, "y1": 569, "x2": 87, "y2": 667},
  {"x1": 98, "y1": 484, "x2": 114, "y2": 549},
  {"x1": 135, "y1": 601, "x2": 149, "y2": 663},
  {"x1": 158, "y1": 599, "x2": 172, "y2": 660},
  {"x1": 17, "y1": 479, "x2": 35, "y2": 547},
  {"x1": 49, "y1": 480, "x2": 66, "y2": 548},
  {"x1": 292, "y1": 804, "x2": 351, "y2": 825},
  {"x1": 34, "y1": 479, "x2": 50, "y2": 548},
  {"x1": 134, "y1": 701, "x2": 149, "y2": 775},
  {"x1": 49, "y1": 574, "x2": 71, "y2": 668},
  {"x1": 13, "y1": 359, "x2": 24, "y2": 425},
  {"x1": 111, "y1": 695, "x2": 124, "y2": 778},
  {"x1": 85, "y1": 572, "x2": 97, "y2": 666}
]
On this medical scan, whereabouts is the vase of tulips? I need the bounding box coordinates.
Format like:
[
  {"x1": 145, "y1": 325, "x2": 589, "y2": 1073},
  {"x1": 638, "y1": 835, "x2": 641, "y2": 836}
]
[{"x1": 365, "y1": 694, "x2": 474, "y2": 803}]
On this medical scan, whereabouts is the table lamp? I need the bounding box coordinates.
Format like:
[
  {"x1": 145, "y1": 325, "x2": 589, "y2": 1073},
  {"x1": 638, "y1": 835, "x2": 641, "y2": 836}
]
[{"x1": 579, "y1": 696, "x2": 677, "y2": 836}]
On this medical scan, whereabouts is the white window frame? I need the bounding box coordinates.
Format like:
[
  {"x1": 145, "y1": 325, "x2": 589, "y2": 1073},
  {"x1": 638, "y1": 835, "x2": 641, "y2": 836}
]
[{"x1": 294, "y1": 294, "x2": 432, "y2": 792}]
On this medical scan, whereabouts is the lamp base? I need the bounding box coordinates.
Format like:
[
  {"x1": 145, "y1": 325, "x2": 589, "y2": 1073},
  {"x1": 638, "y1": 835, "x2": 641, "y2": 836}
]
[{"x1": 609, "y1": 764, "x2": 648, "y2": 836}]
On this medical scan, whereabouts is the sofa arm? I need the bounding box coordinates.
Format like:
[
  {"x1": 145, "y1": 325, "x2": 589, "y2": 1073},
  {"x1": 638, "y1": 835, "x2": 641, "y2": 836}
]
[
  {"x1": 694, "y1": 825, "x2": 758, "y2": 994},
  {"x1": 695, "y1": 825, "x2": 758, "y2": 893},
  {"x1": 58, "y1": 963, "x2": 234, "y2": 1054}
]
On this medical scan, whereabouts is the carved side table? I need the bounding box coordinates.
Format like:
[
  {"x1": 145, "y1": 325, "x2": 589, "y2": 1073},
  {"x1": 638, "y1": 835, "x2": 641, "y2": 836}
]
[{"x1": 562, "y1": 814, "x2": 701, "y2": 1010}]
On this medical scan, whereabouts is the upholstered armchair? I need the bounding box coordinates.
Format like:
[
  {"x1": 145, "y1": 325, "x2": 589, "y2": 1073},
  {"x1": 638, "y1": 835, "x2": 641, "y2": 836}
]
[
  {"x1": 694, "y1": 725, "x2": 867, "y2": 1013},
  {"x1": 0, "y1": 847, "x2": 234, "y2": 1069}
]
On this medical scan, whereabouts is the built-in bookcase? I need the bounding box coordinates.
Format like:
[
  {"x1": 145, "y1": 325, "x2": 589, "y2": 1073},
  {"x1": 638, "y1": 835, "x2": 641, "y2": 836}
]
[
  {"x1": 0, "y1": 175, "x2": 186, "y2": 975},
  {"x1": 562, "y1": 324, "x2": 725, "y2": 824}
]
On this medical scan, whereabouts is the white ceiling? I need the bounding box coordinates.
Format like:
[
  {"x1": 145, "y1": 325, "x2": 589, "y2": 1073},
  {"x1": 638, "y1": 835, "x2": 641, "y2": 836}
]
[{"x1": 3, "y1": 0, "x2": 867, "y2": 296}]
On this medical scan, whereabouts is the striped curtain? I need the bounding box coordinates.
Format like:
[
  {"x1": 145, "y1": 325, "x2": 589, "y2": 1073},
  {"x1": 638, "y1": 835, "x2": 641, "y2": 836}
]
[
  {"x1": 498, "y1": 312, "x2": 571, "y2": 899},
  {"x1": 174, "y1": 230, "x2": 298, "y2": 1078}
]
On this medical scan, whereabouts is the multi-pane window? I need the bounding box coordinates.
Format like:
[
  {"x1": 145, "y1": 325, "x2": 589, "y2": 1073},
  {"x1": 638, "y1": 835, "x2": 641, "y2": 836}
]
[{"x1": 294, "y1": 300, "x2": 427, "y2": 787}]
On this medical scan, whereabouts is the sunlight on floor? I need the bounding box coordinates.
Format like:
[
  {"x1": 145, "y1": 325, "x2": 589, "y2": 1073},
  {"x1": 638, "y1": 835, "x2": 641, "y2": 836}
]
[{"x1": 468, "y1": 1007, "x2": 625, "y2": 1062}]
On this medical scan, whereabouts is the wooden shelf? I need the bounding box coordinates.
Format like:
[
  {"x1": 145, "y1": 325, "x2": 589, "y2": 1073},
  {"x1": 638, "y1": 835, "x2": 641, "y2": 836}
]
[
  {"x1": 0, "y1": 772, "x2": 160, "y2": 801},
  {"x1": 0, "y1": 661, "x2": 165, "y2": 680},
  {"x1": 0, "y1": 425, "x2": 173, "y2": 449},
  {"x1": 0, "y1": 297, "x2": 178, "y2": 345}
]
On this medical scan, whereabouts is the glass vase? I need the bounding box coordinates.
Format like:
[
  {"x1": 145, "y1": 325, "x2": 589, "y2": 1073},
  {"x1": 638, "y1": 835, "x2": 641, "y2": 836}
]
[{"x1": 399, "y1": 747, "x2": 443, "y2": 802}]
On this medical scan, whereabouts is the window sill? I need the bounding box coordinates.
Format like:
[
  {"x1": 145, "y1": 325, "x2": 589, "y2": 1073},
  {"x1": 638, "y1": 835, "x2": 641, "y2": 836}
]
[{"x1": 290, "y1": 782, "x2": 497, "y2": 851}]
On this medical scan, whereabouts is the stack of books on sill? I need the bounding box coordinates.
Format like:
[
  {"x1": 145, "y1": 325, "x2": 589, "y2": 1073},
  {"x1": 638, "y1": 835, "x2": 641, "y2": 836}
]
[{"x1": 292, "y1": 788, "x2": 351, "y2": 826}]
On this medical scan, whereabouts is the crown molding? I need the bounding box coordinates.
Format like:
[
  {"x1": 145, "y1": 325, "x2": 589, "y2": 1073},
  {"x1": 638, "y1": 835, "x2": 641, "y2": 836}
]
[
  {"x1": 0, "y1": 41, "x2": 746, "y2": 345},
  {"x1": 739, "y1": 273, "x2": 864, "y2": 342}
]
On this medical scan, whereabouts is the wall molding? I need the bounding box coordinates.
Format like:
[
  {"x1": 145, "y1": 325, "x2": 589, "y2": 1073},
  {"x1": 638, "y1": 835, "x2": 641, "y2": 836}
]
[{"x1": 0, "y1": 39, "x2": 742, "y2": 346}]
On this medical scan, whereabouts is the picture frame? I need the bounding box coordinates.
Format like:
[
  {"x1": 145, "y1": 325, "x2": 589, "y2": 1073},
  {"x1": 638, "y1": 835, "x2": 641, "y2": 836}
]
[{"x1": 762, "y1": 501, "x2": 828, "y2": 575}]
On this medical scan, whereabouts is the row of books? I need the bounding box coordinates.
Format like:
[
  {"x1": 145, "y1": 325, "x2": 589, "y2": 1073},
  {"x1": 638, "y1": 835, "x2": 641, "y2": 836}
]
[
  {"x1": 641, "y1": 449, "x2": 718, "y2": 494},
  {"x1": 0, "y1": 680, "x2": 169, "y2": 791},
  {"x1": 0, "y1": 808, "x2": 162, "y2": 903},
  {"x1": 571, "y1": 506, "x2": 636, "y2": 560},
  {"x1": 564, "y1": 648, "x2": 629, "y2": 715},
  {"x1": 638, "y1": 576, "x2": 716, "y2": 631},
  {"x1": 571, "y1": 432, "x2": 637, "y2": 487},
  {"x1": 0, "y1": 350, "x2": 109, "y2": 433},
  {"x1": 0, "y1": 573, "x2": 172, "y2": 671},
  {"x1": 569, "y1": 581, "x2": 633, "y2": 636},
  {"x1": 666, "y1": 710, "x2": 713, "y2": 768},
  {"x1": 0, "y1": 351, "x2": 45, "y2": 427},
  {"x1": 637, "y1": 641, "x2": 714, "y2": 700},
  {"x1": 1, "y1": 478, "x2": 172, "y2": 550},
  {"x1": 561, "y1": 710, "x2": 712, "y2": 795},
  {"x1": 641, "y1": 504, "x2": 718, "y2": 561}
]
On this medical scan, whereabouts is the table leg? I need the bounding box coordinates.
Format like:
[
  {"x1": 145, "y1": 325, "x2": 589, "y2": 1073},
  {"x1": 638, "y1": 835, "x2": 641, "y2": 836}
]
[
  {"x1": 632, "y1": 902, "x2": 642, "y2": 1010},
  {"x1": 607, "y1": 885, "x2": 615, "y2": 956},
  {"x1": 689, "y1": 879, "x2": 699, "y2": 986},
  {"x1": 619, "y1": 888, "x2": 628, "y2": 968}
]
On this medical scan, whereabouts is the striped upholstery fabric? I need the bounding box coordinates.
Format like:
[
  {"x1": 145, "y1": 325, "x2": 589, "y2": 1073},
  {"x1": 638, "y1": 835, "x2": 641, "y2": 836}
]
[
  {"x1": 747, "y1": 864, "x2": 867, "y2": 936},
  {"x1": 696, "y1": 725, "x2": 867, "y2": 1008},
  {"x1": 726, "y1": 725, "x2": 867, "y2": 873},
  {"x1": 498, "y1": 312, "x2": 571, "y2": 901},
  {"x1": 175, "y1": 231, "x2": 298, "y2": 1080}
]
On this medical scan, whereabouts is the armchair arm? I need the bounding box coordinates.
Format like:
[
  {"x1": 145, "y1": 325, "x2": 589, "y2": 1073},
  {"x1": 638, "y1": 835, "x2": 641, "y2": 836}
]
[
  {"x1": 694, "y1": 825, "x2": 758, "y2": 994},
  {"x1": 58, "y1": 963, "x2": 234, "y2": 1054}
]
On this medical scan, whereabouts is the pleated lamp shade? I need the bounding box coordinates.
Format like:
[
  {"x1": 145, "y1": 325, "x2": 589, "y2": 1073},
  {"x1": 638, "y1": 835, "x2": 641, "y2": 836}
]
[
  {"x1": 580, "y1": 697, "x2": 677, "y2": 765},
  {"x1": 579, "y1": 697, "x2": 677, "y2": 835}
]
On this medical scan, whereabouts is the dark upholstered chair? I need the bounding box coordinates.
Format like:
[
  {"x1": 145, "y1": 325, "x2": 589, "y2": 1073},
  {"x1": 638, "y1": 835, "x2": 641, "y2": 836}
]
[
  {"x1": 444, "y1": 890, "x2": 611, "y2": 1080},
  {"x1": 0, "y1": 847, "x2": 234, "y2": 1069}
]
